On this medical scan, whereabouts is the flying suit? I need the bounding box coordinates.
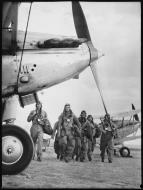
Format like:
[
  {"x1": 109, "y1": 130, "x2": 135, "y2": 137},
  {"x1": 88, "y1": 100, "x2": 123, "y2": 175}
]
[
  {"x1": 52, "y1": 121, "x2": 61, "y2": 159},
  {"x1": 80, "y1": 120, "x2": 95, "y2": 161},
  {"x1": 91, "y1": 123, "x2": 101, "y2": 152},
  {"x1": 58, "y1": 111, "x2": 81, "y2": 162},
  {"x1": 78, "y1": 116, "x2": 87, "y2": 161},
  {"x1": 27, "y1": 109, "x2": 49, "y2": 161},
  {"x1": 100, "y1": 120, "x2": 115, "y2": 163},
  {"x1": 72, "y1": 123, "x2": 82, "y2": 161}
]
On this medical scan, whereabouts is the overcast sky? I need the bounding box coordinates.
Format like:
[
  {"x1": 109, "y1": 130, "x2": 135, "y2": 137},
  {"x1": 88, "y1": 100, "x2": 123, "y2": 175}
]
[{"x1": 14, "y1": 2, "x2": 141, "y2": 133}]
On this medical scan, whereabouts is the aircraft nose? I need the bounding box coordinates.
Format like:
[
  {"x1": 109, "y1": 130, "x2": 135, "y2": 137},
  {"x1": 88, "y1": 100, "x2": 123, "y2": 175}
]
[
  {"x1": 88, "y1": 42, "x2": 105, "y2": 63},
  {"x1": 97, "y1": 50, "x2": 105, "y2": 60}
]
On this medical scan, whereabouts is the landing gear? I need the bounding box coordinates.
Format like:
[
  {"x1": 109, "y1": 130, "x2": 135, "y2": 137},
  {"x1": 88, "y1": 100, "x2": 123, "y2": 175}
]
[
  {"x1": 119, "y1": 146, "x2": 130, "y2": 157},
  {"x1": 2, "y1": 124, "x2": 34, "y2": 175}
]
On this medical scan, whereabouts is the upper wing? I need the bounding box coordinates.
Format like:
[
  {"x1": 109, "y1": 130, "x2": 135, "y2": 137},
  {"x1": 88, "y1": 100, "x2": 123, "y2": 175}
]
[
  {"x1": 93, "y1": 109, "x2": 141, "y2": 120},
  {"x1": 111, "y1": 109, "x2": 141, "y2": 119}
]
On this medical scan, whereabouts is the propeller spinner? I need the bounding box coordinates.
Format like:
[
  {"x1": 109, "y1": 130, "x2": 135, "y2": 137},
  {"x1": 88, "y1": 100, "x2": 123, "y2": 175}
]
[{"x1": 72, "y1": 1, "x2": 108, "y2": 115}]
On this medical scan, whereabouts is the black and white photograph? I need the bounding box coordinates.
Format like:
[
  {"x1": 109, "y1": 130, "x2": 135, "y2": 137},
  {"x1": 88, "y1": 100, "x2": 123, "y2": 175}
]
[{"x1": 2, "y1": 1, "x2": 141, "y2": 188}]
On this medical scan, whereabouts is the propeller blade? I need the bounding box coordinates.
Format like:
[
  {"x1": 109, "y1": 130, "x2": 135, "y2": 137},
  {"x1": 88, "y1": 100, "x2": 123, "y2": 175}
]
[
  {"x1": 72, "y1": 1, "x2": 91, "y2": 41},
  {"x1": 90, "y1": 61, "x2": 108, "y2": 115},
  {"x1": 72, "y1": 2, "x2": 98, "y2": 61},
  {"x1": 72, "y1": 2, "x2": 108, "y2": 115}
]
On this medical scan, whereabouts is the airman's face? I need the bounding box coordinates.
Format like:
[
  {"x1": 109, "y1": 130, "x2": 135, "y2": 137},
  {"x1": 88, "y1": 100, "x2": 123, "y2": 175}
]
[
  {"x1": 65, "y1": 105, "x2": 70, "y2": 112},
  {"x1": 88, "y1": 116, "x2": 92, "y2": 122},
  {"x1": 36, "y1": 103, "x2": 41, "y2": 111},
  {"x1": 81, "y1": 112, "x2": 86, "y2": 118},
  {"x1": 105, "y1": 114, "x2": 110, "y2": 120}
]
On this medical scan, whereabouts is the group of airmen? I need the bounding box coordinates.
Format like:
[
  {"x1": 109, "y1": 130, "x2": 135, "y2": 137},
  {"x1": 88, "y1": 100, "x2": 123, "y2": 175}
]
[{"x1": 27, "y1": 101, "x2": 117, "y2": 164}]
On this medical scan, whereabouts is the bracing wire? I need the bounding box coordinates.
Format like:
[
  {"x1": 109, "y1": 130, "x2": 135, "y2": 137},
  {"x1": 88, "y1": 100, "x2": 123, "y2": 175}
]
[{"x1": 16, "y1": 2, "x2": 32, "y2": 92}]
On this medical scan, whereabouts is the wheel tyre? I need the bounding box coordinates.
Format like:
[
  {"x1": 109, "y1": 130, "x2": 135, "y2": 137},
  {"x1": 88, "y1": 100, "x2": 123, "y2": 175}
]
[
  {"x1": 119, "y1": 146, "x2": 130, "y2": 157},
  {"x1": 2, "y1": 124, "x2": 34, "y2": 175}
]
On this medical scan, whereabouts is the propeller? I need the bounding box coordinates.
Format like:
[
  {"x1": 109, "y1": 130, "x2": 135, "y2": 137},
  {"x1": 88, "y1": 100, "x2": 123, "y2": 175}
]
[{"x1": 72, "y1": 1, "x2": 108, "y2": 115}]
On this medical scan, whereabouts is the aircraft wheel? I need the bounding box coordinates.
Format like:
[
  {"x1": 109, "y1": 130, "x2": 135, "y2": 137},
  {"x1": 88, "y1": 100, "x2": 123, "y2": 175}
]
[
  {"x1": 2, "y1": 124, "x2": 34, "y2": 175},
  {"x1": 119, "y1": 146, "x2": 130, "y2": 157}
]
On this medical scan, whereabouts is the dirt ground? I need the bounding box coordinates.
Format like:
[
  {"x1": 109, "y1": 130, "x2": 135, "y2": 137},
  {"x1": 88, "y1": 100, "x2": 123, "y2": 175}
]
[{"x1": 2, "y1": 144, "x2": 142, "y2": 189}]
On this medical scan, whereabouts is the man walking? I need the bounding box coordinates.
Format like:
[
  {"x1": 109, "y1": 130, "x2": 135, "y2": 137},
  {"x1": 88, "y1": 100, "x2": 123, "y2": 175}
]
[
  {"x1": 58, "y1": 103, "x2": 81, "y2": 162},
  {"x1": 27, "y1": 101, "x2": 51, "y2": 161},
  {"x1": 100, "y1": 114, "x2": 116, "y2": 163},
  {"x1": 80, "y1": 115, "x2": 95, "y2": 162}
]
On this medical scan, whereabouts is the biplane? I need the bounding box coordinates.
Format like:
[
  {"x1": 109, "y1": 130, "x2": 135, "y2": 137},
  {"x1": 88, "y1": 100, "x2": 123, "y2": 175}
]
[{"x1": 94, "y1": 104, "x2": 141, "y2": 157}]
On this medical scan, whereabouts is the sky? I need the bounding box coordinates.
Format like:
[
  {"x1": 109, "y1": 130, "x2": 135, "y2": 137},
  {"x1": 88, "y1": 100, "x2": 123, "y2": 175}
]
[{"x1": 13, "y1": 2, "x2": 141, "y2": 133}]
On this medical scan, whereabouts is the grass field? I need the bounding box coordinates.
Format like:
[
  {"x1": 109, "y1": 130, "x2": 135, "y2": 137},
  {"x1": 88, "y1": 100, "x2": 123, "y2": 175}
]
[{"x1": 2, "y1": 143, "x2": 141, "y2": 189}]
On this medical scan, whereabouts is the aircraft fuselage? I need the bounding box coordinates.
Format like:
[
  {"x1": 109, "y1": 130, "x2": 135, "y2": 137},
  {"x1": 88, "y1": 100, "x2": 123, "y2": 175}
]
[{"x1": 2, "y1": 42, "x2": 90, "y2": 97}]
